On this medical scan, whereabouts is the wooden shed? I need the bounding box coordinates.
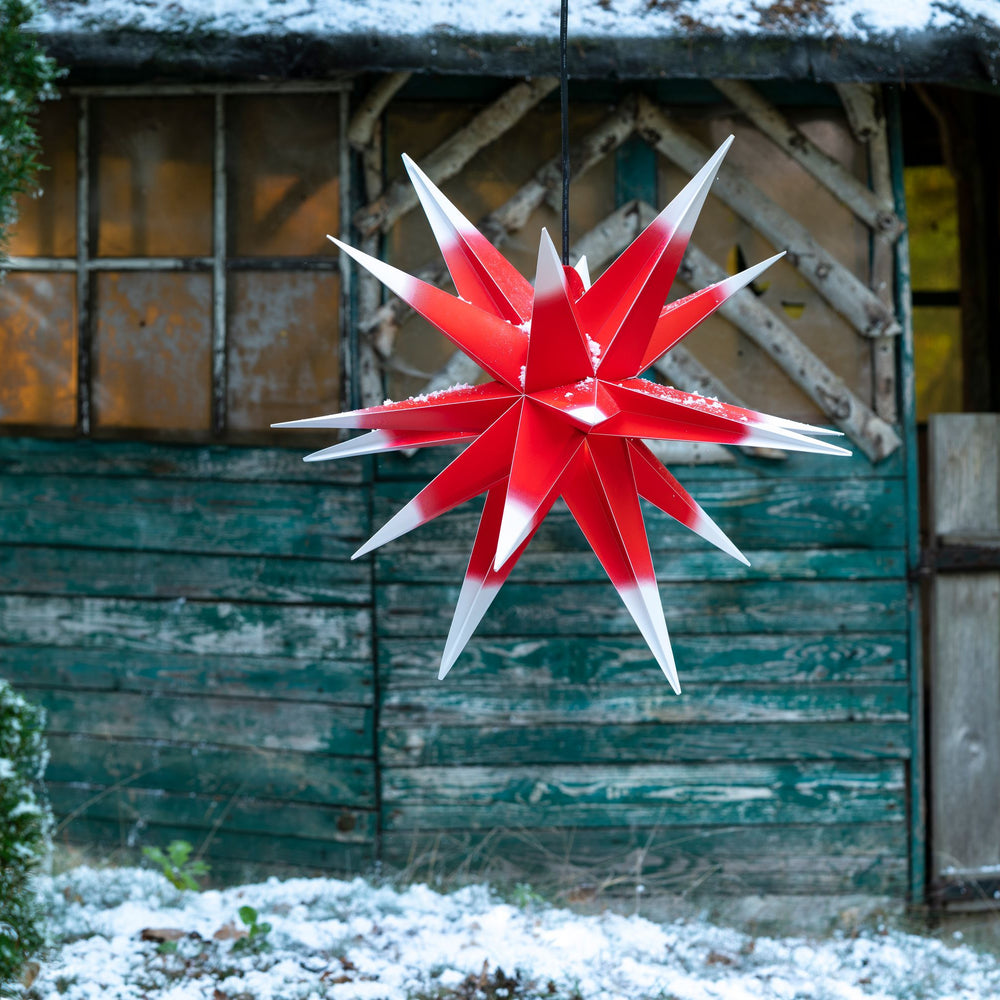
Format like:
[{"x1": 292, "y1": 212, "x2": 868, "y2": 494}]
[{"x1": 2, "y1": 0, "x2": 999, "y2": 903}]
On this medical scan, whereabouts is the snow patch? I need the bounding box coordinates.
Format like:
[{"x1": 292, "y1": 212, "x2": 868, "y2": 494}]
[{"x1": 24, "y1": 866, "x2": 1000, "y2": 1000}]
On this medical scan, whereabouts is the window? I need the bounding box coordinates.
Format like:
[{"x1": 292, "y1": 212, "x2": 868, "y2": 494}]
[
  {"x1": 2, "y1": 84, "x2": 349, "y2": 440},
  {"x1": 904, "y1": 165, "x2": 962, "y2": 421}
]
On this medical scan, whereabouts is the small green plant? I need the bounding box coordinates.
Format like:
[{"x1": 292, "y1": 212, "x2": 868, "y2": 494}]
[
  {"x1": 0, "y1": 679, "x2": 52, "y2": 996},
  {"x1": 509, "y1": 882, "x2": 546, "y2": 909},
  {"x1": 230, "y1": 905, "x2": 272, "y2": 955},
  {"x1": 142, "y1": 840, "x2": 210, "y2": 892}
]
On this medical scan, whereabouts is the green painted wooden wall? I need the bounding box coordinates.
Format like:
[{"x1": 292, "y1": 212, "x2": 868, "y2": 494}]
[
  {"x1": 0, "y1": 433, "x2": 912, "y2": 894},
  {"x1": 0, "y1": 438, "x2": 375, "y2": 873}
]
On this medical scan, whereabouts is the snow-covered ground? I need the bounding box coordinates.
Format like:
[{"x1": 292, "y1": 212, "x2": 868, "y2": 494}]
[{"x1": 19, "y1": 866, "x2": 1000, "y2": 1000}]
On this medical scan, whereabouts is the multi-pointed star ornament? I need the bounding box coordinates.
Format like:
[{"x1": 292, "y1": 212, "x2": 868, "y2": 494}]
[{"x1": 275, "y1": 137, "x2": 849, "y2": 693}]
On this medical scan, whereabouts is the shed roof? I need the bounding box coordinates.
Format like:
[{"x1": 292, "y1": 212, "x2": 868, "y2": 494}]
[{"x1": 33, "y1": 0, "x2": 1000, "y2": 85}]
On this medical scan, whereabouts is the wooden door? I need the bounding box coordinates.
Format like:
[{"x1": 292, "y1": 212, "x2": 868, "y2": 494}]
[{"x1": 928, "y1": 413, "x2": 1000, "y2": 906}]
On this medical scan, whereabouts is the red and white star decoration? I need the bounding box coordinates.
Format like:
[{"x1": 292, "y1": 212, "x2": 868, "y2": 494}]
[{"x1": 276, "y1": 137, "x2": 849, "y2": 692}]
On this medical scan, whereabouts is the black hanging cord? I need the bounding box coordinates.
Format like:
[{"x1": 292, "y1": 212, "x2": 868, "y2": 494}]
[{"x1": 560, "y1": 0, "x2": 570, "y2": 265}]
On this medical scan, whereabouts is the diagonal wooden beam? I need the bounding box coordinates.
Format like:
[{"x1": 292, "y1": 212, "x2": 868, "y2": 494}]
[
  {"x1": 632, "y1": 199, "x2": 900, "y2": 461},
  {"x1": 367, "y1": 100, "x2": 639, "y2": 350},
  {"x1": 636, "y1": 95, "x2": 902, "y2": 341},
  {"x1": 354, "y1": 77, "x2": 558, "y2": 237},
  {"x1": 711, "y1": 79, "x2": 904, "y2": 241}
]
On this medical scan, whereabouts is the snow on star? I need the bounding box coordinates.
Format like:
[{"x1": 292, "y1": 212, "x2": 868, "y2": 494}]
[{"x1": 275, "y1": 138, "x2": 849, "y2": 691}]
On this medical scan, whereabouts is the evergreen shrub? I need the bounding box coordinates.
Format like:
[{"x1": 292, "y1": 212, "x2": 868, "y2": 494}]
[
  {"x1": 0, "y1": 0, "x2": 60, "y2": 257},
  {"x1": 0, "y1": 680, "x2": 52, "y2": 993}
]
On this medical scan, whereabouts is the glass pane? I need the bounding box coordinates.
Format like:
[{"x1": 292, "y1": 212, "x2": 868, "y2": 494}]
[
  {"x1": 384, "y1": 103, "x2": 615, "y2": 400},
  {"x1": 95, "y1": 98, "x2": 213, "y2": 258},
  {"x1": 7, "y1": 99, "x2": 77, "y2": 258},
  {"x1": 93, "y1": 272, "x2": 211, "y2": 431},
  {"x1": 0, "y1": 273, "x2": 76, "y2": 426},
  {"x1": 905, "y1": 166, "x2": 960, "y2": 292},
  {"x1": 227, "y1": 271, "x2": 340, "y2": 432},
  {"x1": 229, "y1": 95, "x2": 340, "y2": 257},
  {"x1": 914, "y1": 305, "x2": 963, "y2": 422}
]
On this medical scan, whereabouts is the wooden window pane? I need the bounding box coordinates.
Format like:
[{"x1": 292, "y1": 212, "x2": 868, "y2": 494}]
[
  {"x1": 94, "y1": 98, "x2": 213, "y2": 258},
  {"x1": 915, "y1": 306, "x2": 963, "y2": 422},
  {"x1": 93, "y1": 272, "x2": 211, "y2": 431},
  {"x1": 0, "y1": 273, "x2": 76, "y2": 426},
  {"x1": 7, "y1": 99, "x2": 77, "y2": 258},
  {"x1": 905, "y1": 166, "x2": 960, "y2": 292},
  {"x1": 383, "y1": 103, "x2": 615, "y2": 401},
  {"x1": 227, "y1": 271, "x2": 340, "y2": 433},
  {"x1": 229, "y1": 95, "x2": 340, "y2": 257}
]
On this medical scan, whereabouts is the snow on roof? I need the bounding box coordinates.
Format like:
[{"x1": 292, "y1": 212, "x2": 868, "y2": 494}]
[{"x1": 32, "y1": 0, "x2": 1000, "y2": 83}]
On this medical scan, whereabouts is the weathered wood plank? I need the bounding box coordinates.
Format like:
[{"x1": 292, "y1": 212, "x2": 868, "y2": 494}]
[
  {"x1": 49, "y1": 784, "x2": 374, "y2": 844},
  {"x1": 928, "y1": 414, "x2": 1000, "y2": 881},
  {"x1": 376, "y1": 442, "x2": 906, "y2": 482},
  {"x1": 0, "y1": 545, "x2": 371, "y2": 605},
  {"x1": 379, "y1": 633, "x2": 907, "y2": 685},
  {"x1": 0, "y1": 437, "x2": 362, "y2": 483},
  {"x1": 0, "y1": 646, "x2": 373, "y2": 704},
  {"x1": 31, "y1": 688, "x2": 372, "y2": 757},
  {"x1": 376, "y1": 547, "x2": 906, "y2": 584},
  {"x1": 380, "y1": 720, "x2": 911, "y2": 767},
  {"x1": 379, "y1": 683, "x2": 908, "y2": 726},
  {"x1": 60, "y1": 817, "x2": 373, "y2": 873},
  {"x1": 46, "y1": 736, "x2": 375, "y2": 808},
  {"x1": 376, "y1": 580, "x2": 908, "y2": 637},
  {"x1": 381, "y1": 823, "x2": 908, "y2": 895},
  {"x1": 372, "y1": 478, "x2": 907, "y2": 552},
  {"x1": 382, "y1": 761, "x2": 906, "y2": 829},
  {"x1": 0, "y1": 596, "x2": 372, "y2": 660},
  {"x1": 3, "y1": 476, "x2": 368, "y2": 559},
  {"x1": 0, "y1": 546, "x2": 371, "y2": 604}
]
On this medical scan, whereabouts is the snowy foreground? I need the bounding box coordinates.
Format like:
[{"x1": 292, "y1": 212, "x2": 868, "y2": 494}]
[{"x1": 21, "y1": 867, "x2": 1000, "y2": 1000}]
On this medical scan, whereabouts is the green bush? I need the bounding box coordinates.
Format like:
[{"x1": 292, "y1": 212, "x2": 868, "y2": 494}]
[
  {"x1": 0, "y1": 680, "x2": 52, "y2": 993},
  {"x1": 0, "y1": 0, "x2": 60, "y2": 258}
]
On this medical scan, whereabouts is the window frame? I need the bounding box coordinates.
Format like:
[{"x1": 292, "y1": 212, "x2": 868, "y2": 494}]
[{"x1": 5, "y1": 80, "x2": 352, "y2": 438}]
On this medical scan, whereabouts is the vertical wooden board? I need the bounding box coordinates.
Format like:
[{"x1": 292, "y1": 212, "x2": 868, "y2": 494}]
[
  {"x1": 929, "y1": 414, "x2": 1000, "y2": 539},
  {"x1": 928, "y1": 415, "x2": 1000, "y2": 880},
  {"x1": 930, "y1": 574, "x2": 1000, "y2": 876}
]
